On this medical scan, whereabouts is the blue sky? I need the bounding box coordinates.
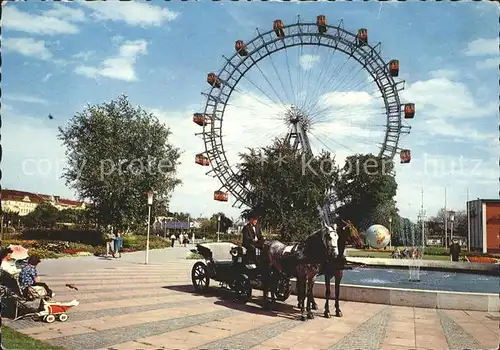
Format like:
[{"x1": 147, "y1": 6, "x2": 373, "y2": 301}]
[{"x1": 2, "y1": 1, "x2": 498, "y2": 222}]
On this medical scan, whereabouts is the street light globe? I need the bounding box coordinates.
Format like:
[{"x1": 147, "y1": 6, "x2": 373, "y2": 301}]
[
  {"x1": 146, "y1": 189, "x2": 154, "y2": 206},
  {"x1": 449, "y1": 211, "x2": 455, "y2": 222},
  {"x1": 388, "y1": 217, "x2": 392, "y2": 223}
]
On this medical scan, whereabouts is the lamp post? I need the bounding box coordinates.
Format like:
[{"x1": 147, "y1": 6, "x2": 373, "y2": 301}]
[
  {"x1": 388, "y1": 217, "x2": 392, "y2": 249},
  {"x1": 217, "y1": 215, "x2": 221, "y2": 242},
  {"x1": 145, "y1": 189, "x2": 154, "y2": 265},
  {"x1": 449, "y1": 211, "x2": 455, "y2": 246}
]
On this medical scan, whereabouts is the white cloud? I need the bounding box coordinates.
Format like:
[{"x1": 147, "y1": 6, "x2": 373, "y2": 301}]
[
  {"x1": 476, "y1": 57, "x2": 498, "y2": 70},
  {"x1": 464, "y1": 38, "x2": 498, "y2": 56},
  {"x1": 80, "y1": 2, "x2": 179, "y2": 27},
  {"x1": 42, "y1": 73, "x2": 53, "y2": 83},
  {"x1": 44, "y1": 4, "x2": 86, "y2": 22},
  {"x1": 72, "y1": 51, "x2": 94, "y2": 61},
  {"x1": 3, "y1": 93, "x2": 49, "y2": 105},
  {"x1": 4, "y1": 37, "x2": 53, "y2": 60},
  {"x1": 299, "y1": 55, "x2": 320, "y2": 70},
  {"x1": 402, "y1": 78, "x2": 495, "y2": 120},
  {"x1": 429, "y1": 69, "x2": 459, "y2": 80},
  {"x1": 75, "y1": 40, "x2": 148, "y2": 82},
  {"x1": 3, "y1": 6, "x2": 81, "y2": 35},
  {"x1": 421, "y1": 118, "x2": 494, "y2": 141}
]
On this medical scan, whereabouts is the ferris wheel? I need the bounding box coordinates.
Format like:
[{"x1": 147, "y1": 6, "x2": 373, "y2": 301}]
[{"x1": 193, "y1": 15, "x2": 415, "y2": 211}]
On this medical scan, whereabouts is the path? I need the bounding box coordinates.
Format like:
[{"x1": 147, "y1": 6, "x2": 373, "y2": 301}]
[{"x1": 4, "y1": 247, "x2": 499, "y2": 349}]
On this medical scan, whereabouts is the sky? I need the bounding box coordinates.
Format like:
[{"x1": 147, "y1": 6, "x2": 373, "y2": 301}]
[{"x1": 2, "y1": 0, "x2": 499, "y2": 222}]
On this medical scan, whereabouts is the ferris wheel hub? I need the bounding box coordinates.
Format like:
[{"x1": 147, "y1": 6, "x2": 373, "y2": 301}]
[{"x1": 285, "y1": 106, "x2": 309, "y2": 128}]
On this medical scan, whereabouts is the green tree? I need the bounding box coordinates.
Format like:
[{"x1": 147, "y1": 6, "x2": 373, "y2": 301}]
[
  {"x1": 428, "y1": 208, "x2": 467, "y2": 238},
  {"x1": 2, "y1": 209, "x2": 21, "y2": 227},
  {"x1": 58, "y1": 95, "x2": 181, "y2": 229},
  {"x1": 24, "y1": 203, "x2": 59, "y2": 228},
  {"x1": 336, "y1": 154, "x2": 398, "y2": 231},
  {"x1": 237, "y1": 139, "x2": 338, "y2": 242},
  {"x1": 170, "y1": 212, "x2": 191, "y2": 221},
  {"x1": 200, "y1": 213, "x2": 233, "y2": 233},
  {"x1": 57, "y1": 208, "x2": 82, "y2": 224},
  {"x1": 211, "y1": 213, "x2": 233, "y2": 233}
]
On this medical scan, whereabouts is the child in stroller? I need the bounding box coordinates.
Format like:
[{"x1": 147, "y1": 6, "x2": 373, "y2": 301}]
[{"x1": 18, "y1": 255, "x2": 55, "y2": 298}]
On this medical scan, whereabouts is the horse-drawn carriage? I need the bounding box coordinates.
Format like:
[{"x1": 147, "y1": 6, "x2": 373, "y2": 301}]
[{"x1": 190, "y1": 242, "x2": 291, "y2": 303}]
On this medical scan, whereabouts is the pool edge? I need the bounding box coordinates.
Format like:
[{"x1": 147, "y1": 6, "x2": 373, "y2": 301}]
[{"x1": 289, "y1": 280, "x2": 500, "y2": 312}]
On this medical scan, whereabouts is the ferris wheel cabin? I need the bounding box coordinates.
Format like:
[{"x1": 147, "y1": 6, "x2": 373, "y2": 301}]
[
  {"x1": 235, "y1": 40, "x2": 248, "y2": 56},
  {"x1": 389, "y1": 59, "x2": 399, "y2": 77},
  {"x1": 195, "y1": 154, "x2": 210, "y2": 166},
  {"x1": 404, "y1": 103, "x2": 415, "y2": 119},
  {"x1": 207, "y1": 73, "x2": 221, "y2": 88},
  {"x1": 357, "y1": 28, "x2": 368, "y2": 47},
  {"x1": 193, "y1": 113, "x2": 211, "y2": 126},
  {"x1": 316, "y1": 15, "x2": 327, "y2": 34},
  {"x1": 400, "y1": 149, "x2": 411, "y2": 164},
  {"x1": 273, "y1": 20, "x2": 285, "y2": 38},
  {"x1": 214, "y1": 191, "x2": 228, "y2": 202}
]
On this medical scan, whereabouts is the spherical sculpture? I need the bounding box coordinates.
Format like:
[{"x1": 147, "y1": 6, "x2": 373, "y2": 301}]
[{"x1": 365, "y1": 224, "x2": 391, "y2": 249}]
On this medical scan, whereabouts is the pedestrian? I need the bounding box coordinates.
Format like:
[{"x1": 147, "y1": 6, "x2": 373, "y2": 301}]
[
  {"x1": 105, "y1": 231, "x2": 116, "y2": 257},
  {"x1": 113, "y1": 232, "x2": 124, "y2": 258},
  {"x1": 170, "y1": 233, "x2": 176, "y2": 247},
  {"x1": 179, "y1": 232, "x2": 184, "y2": 247},
  {"x1": 450, "y1": 239, "x2": 461, "y2": 262}
]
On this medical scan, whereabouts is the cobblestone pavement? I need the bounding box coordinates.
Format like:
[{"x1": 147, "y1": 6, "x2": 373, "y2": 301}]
[{"x1": 3, "y1": 247, "x2": 499, "y2": 350}]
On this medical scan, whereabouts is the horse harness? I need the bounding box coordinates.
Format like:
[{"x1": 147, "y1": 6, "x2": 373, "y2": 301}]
[{"x1": 269, "y1": 244, "x2": 297, "y2": 274}]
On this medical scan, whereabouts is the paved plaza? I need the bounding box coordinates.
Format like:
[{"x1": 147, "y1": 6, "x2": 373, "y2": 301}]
[{"x1": 4, "y1": 247, "x2": 499, "y2": 350}]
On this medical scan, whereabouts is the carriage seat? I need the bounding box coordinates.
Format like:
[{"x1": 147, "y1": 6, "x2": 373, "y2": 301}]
[{"x1": 196, "y1": 242, "x2": 238, "y2": 263}]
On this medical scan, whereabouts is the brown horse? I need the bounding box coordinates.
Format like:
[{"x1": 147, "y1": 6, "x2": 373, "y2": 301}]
[{"x1": 261, "y1": 225, "x2": 339, "y2": 321}]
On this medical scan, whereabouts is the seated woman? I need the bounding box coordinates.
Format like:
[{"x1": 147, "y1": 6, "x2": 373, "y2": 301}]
[
  {"x1": 0, "y1": 247, "x2": 21, "y2": 276},
  {"x1": 18, "y1": 255, "x2": 54, "y2": 298}
]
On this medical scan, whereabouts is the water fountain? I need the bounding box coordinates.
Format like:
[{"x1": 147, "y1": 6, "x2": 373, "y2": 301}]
[{"x1": 408, "y1": 223, "x2": 422, "y2": 282}]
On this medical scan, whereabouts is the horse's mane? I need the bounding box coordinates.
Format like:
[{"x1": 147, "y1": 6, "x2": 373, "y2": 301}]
[
  {"x1": 297, "y1": 227, "x2": 330, "y2": 262},
  {"x1": 340, "y1": 219, "x2": 364, "y2": 250}
]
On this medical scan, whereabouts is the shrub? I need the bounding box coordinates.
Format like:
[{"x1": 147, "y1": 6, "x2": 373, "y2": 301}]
[
  {"x1": 28, "y1": 248, "x2": 60, "y2": 259},
  {"x1": 122, "y1": 235, "x2": 170, "y2": 250},
  {"x1": 186, "y1": 252, "x2": 202, "y2": 260},
  {"x1": 422, "y1": 246, "x2": 450, "y2": 256},
  {"x1": 226, "y1": 237, "x2": 242, "y2": 246}
]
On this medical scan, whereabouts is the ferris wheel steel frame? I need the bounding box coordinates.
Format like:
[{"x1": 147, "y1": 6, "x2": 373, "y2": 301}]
[{"x1": 198, "y1": 18, "x2": 411, "y2": 209}]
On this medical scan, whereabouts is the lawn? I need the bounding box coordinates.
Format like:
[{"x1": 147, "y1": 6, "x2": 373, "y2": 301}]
[
  {"x1": 2, "y1": 326, "x2": 64, "y2": 349},
  {"x1": 347, "y1": 250, "x2": 450, "y2": 261}
]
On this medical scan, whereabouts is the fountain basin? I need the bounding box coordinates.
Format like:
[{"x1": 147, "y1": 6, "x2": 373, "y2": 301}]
[
  {"x1": 346, "y1": 257, "x2": 499, "y2": 275},
  {"x1": 289, "y1": 280, "x2": 499, "y2": 312},
  {"x1": 287, "y1": 267, "x2": 498, "y2": 312},
  {"x1": 320, "y1": 267, "x2": 499, "y2": 293}
]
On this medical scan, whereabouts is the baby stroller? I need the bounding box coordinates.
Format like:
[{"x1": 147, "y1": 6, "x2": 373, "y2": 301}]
[{"x1": 36, "y1": 299, "x2": 79, "y2": 323}]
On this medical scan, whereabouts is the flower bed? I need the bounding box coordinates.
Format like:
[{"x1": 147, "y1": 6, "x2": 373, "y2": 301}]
[{"x1": 466, "y1": 256, "x2": 499, "y2": 264}]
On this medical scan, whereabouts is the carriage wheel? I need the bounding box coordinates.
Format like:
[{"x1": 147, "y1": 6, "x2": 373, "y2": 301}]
[
  {"x1": 275, "y1": 275, "x2": 292, "y2": 302},
  {"x1": 44, "y1": 314, "x2": 56, "y2": 323},
  {"x1": 234, "y1": 274, "x2": 252, "y2": 303},
  {"x1": 58, "y1": 313, "x2": 68, "y2": 322},
  {"x1": 191, "y1": 262, "x2": 210, "y2": 292}
]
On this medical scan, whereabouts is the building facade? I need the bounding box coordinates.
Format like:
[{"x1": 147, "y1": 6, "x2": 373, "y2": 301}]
[
  {"x1": 468, "y1": 199, "x2": 500, "y2": 254},
  {"x1": 1, "y1": 189, "x2": 85, "y2": 216}
]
